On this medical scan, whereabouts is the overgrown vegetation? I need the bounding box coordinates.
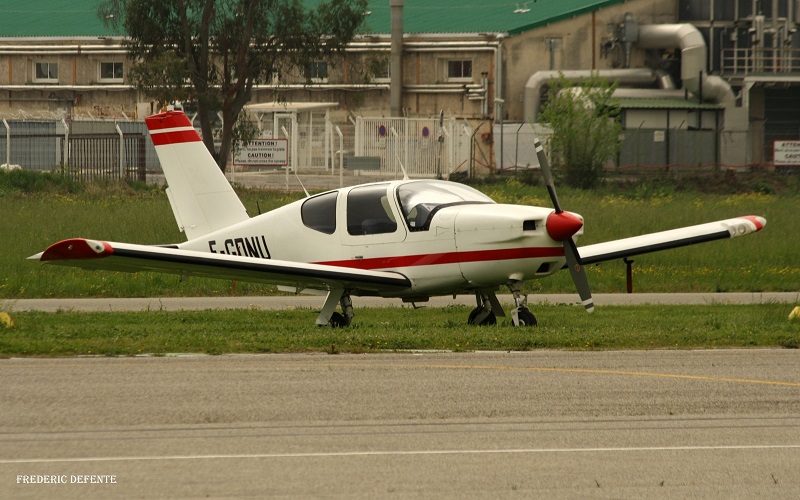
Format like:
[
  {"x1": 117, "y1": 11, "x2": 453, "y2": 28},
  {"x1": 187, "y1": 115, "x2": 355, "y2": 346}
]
[{"x1": 539, "y1": 73, "x2": 622, "y2": 189}]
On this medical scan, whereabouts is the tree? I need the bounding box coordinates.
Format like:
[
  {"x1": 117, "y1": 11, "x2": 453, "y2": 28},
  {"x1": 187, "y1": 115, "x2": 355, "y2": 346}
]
[
  {"x1": 538, "y1": 74, "x2": 622, "y2": 189},
  {"x1": 99, "y1": 0, "x2": 368, "y2": 172}
]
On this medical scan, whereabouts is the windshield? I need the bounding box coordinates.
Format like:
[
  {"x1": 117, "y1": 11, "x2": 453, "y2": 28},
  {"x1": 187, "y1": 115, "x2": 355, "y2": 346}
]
[{"x1": 396, "y1": 181, "x2": 494, "y2": 231}]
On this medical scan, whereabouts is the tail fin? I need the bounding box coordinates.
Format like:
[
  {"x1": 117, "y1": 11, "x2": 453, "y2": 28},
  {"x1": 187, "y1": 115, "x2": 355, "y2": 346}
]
[{"x1": 145, "y1": 111, "x2": 249, "y2": 240}]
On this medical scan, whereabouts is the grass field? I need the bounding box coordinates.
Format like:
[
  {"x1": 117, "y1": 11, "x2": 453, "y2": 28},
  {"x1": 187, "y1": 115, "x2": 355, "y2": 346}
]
[
  {"x1": 1, "y1": 304, "x2": 798, "y2": 356},
  {"x1": 2, "y1": 170, "x2": 797, "y2": 299}
]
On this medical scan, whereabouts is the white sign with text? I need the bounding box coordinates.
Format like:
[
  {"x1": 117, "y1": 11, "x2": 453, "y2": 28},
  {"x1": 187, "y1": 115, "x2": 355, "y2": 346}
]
[{"x1": 234, "y1": 139, "x2": 288, "y2": 167}]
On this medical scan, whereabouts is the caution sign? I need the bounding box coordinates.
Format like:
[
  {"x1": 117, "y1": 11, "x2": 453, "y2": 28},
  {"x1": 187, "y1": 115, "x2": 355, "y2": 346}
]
[
  {"x1": 774, "y1": 140, "x2": 800, "y2": 166},
  {"x1": 234, "y1": 139, "x2": 288, "y2": 167}
]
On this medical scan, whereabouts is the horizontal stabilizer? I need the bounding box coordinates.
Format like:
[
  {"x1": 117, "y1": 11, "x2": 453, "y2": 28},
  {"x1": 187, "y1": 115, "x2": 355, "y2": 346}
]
[{"x1": 578, "y1": 215, "x2": 766, "y2": 265}]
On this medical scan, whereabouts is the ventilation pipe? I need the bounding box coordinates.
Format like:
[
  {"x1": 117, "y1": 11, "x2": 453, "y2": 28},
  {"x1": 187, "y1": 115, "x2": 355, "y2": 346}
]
[
  {"x1": 525, "y1": 21, "x2": 736, "y2": 122},
  {"x1": 524, "y1": 68, "x2": 660, "y2": 122},
  {"x1": 390, "y1": 0, "x2": 404, "y2": 116},
  {"x1": 637, "y1": 23, "x2": 735, "y2": 107}
]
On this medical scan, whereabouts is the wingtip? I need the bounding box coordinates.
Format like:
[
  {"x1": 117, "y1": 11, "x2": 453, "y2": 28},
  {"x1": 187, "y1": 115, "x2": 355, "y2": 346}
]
[
  {"x1": 740, "y1": 215, "x2": 767, "y2": 232},
  {"x1": 39, "y1": 239, "x2": 113, "y2": 261}
]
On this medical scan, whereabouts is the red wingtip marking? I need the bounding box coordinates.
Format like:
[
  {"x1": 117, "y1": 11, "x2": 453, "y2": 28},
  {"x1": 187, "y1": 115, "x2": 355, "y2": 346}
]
[
  {"x1": 740, "y1": 215, "x2": 766, "y2": 231},
  {"x1": 40, "y1": 239, "x2": 112, "y2": 261}
]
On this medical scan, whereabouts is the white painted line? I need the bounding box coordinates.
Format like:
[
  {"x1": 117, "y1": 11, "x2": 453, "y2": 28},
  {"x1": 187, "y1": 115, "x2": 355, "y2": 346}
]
[{"x1": 3, "y1": 444, "x2": 800, "y2": 464}]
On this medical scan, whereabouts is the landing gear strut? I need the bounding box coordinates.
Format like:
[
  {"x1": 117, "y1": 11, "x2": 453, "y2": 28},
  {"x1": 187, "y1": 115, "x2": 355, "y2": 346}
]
[
  {"x1": 467, "y1": 292, "x2": 502, "y2": 326},
  {"x1": 509, "y1": 282, "x2": 537, "y2": 327},
  {"x1": 316, "y1": 289, "x2": 354, "y2": 327}
]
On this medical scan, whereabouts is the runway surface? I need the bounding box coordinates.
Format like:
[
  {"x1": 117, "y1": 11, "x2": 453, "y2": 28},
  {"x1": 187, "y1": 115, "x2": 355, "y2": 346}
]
[{"x1": 2, "y1": 349, "x2": 800, "y2": 498}]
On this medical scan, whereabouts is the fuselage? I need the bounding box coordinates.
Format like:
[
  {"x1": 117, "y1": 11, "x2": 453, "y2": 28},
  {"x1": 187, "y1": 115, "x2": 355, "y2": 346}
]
[{"x1": 178, "y1": 179, "x2": 582, "y2": 298}]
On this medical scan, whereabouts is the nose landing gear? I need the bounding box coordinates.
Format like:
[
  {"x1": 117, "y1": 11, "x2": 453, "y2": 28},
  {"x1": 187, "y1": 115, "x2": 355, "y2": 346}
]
[{"x1": 509, "y1": 282, "x2": 537, "y2": 327}]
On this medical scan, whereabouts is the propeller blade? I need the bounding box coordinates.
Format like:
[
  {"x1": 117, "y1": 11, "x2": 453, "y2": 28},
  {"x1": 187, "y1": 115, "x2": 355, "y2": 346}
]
[
  {"x1": 564, "y1": 238, "x2": 594, "y2": 313},
  {"x1": 534, "y1": 138, "x2": 562, "y2": 213},
  {"x1": 534, "y1": 137, "x2": 594, "y2": 313}
]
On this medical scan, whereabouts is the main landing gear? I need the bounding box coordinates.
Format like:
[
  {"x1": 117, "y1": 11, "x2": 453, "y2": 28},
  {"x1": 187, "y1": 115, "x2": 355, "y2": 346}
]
[
  {"x1": 316, "y1": 289, "x2": 354, "y2": 328},
  {"x1": 466, "y1": 285, "x2": 537, "y2": 327}
]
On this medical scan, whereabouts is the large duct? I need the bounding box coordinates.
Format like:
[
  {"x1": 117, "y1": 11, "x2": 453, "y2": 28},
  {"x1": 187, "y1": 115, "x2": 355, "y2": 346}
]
[
  {"x1": 525, "y1": 22, "x2": 736, "y2": 123},
  {"x1": 636, "y1": 23, "x2": 735, "y2": 107},
  {"x1": 524, "y1": 68, "x2": 660, "y2": 122},
  {"x1": 390, "y1": 0, "x2": 404, "y2": 116}
]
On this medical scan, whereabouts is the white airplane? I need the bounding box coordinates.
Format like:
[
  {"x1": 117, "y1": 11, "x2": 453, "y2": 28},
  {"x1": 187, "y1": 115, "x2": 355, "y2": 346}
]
[{"x1": 31, "y1": 111, "x2": 766, "y2": 327}]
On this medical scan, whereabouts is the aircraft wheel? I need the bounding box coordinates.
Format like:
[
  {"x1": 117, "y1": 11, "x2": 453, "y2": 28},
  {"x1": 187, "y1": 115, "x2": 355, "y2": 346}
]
[
  {"x1": 467, "y1": 307, "x2": 497, "y2": 326},
  {"x1": 514, "y1": 307, "x2": 538, "y2": 327},
  {"x1": 329, "y1": 312, "x2": 349, "y2": 328}
]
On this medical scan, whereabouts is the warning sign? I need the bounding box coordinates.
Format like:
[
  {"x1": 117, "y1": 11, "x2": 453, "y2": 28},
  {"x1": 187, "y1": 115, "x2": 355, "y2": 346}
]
[
  {"x1": 234, "y1": 139, "x2": 288, "y2": 167},
  {"x1": 774, "y1": 140, "x2": 800, "y2": 166}
]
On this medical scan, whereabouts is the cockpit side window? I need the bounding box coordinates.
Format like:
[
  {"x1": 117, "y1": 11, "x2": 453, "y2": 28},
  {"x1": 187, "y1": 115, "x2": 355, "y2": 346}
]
[
  {"x1": 397, "y1": 181, "x2": 495, "y2": 231},
  {"x1": 301, "y1": 191, "x2": 338, "y2": 234},
  {"x1": 347, "y1": 184, "x2": 398, "y2": 235}
]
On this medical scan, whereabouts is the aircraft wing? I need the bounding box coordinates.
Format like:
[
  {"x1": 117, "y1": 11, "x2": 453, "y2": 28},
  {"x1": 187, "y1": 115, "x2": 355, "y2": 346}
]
[
  {"x1": 29, "y1": 238, "x2": 411, "y2": 294},
  {"x1": 578, "y1": 215, "x2": 766, "y2": 265}
]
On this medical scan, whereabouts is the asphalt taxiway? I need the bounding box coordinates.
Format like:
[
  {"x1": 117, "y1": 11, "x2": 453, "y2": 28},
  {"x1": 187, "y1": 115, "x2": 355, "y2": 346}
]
[{"x1": 2, "y1": 349, "x2": 800, "y2": 498}]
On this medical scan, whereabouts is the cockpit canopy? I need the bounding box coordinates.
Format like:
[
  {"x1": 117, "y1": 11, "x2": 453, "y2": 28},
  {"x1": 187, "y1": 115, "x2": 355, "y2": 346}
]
[
  {"x1": 301, "y1": 180, "x2": 496, "y2": 235},
  {"x1": 397, "y1": 181, "x2": 495, "y2": 231}
]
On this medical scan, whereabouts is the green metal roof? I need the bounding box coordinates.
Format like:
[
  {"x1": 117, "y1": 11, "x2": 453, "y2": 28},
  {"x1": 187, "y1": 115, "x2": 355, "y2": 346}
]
[
  {"x1": 1, "y1": 0, "x2": 624, "y2": 38},
  {"x1": 2, "y1": 1, "x2": 118, "y2": 38},
  {"x1": 361, "y1": 0, "x2": 625, "y2": 36}
]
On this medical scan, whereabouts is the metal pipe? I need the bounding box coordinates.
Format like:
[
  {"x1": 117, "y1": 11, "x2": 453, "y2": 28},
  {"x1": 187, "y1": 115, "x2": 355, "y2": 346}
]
[
  {"x1": 525, "y1": 68, "x2": 658, "y2": 122},
  {"x1": 390, "y1": 0, "x2": 404, "y2": 116}
]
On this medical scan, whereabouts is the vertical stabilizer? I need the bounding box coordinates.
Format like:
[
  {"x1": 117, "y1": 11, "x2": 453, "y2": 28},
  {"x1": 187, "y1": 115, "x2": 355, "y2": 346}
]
[{"x1": 145, "y1": 111, "x2": 249, "y2": 240}]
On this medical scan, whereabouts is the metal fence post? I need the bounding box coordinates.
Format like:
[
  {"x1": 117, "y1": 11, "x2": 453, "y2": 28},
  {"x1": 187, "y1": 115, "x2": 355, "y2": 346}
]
[
  {"x1": 2, "y1": 119, "x2": 9, "y2": 167},
  {"x1": 115, "y1": 122, "x2": 125, "y2": 178}
]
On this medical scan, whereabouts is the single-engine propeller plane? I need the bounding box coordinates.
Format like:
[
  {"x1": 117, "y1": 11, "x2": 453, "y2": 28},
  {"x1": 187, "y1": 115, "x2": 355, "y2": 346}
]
[{"x1": 31, "y1": 111, "x2": 766, "y2": 327}]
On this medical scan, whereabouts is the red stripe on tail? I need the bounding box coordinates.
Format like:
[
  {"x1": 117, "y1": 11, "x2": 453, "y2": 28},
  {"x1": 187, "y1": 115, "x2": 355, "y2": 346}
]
[
  {"x1": 145, "y1": 111, "x2": 201, "y2": 145},
  {"x1": 149, "y1": 130, "x2": 201, "y2": 146},
  {"x1": 145, "y1": 111, "x2": 193, "y2": 131}
]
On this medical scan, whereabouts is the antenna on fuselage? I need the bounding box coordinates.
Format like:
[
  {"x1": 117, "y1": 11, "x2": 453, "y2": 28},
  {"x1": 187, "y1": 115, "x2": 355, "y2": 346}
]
[
  {"x1": 294, "y1": 173, "x2": 311, "y2": 197},
  {"x1": 390, "y1": 127, "x2": 410, "y2": 181}
]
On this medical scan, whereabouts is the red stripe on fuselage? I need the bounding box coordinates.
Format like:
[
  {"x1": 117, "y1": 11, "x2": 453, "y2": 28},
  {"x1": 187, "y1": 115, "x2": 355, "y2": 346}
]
[
  {"x1": 316, "y1": 246, "x2": 564, "y2": 270},
  {"x1": 149, "y1": 130, "x2": 202, "y2": 146}
]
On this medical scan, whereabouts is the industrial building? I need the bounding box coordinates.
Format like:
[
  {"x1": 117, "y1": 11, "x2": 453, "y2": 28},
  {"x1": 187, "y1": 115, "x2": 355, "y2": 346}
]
[{"x1": 1, "y1": 0, "x2": 798, "y2": 174}]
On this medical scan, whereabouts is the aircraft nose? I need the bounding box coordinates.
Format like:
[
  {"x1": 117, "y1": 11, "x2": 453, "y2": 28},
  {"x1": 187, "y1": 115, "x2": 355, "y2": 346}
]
[{"x1": 546, "y1": 211, "x2": 583, "y2": 241}]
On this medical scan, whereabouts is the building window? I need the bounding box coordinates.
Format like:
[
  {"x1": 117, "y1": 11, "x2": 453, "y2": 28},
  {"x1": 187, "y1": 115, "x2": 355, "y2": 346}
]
[
  {"x1": 366, "y1": 55, "x2": 390, "y2": 83},
  {"x1": 446, "y1": 59, "x2": 472, "y2": 81},
  {"x1": 33, "y1": 62, "x2": 58, "y2": 83},
  {"x1": 304, "y1": 61, "x2": 328, "y2": 83},
  {"x1": 99, "y1": 61, "x2": 124, "y2": 82}
]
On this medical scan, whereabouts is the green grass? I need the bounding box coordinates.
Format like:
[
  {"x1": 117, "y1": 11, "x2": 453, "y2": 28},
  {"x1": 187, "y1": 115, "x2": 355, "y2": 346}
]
[
  {"x1": 1, "y1": 304, "x2": 798, "y2": 357},
  {"x1": 2, "y1": 170, "x2": 799, "y2": 298}
]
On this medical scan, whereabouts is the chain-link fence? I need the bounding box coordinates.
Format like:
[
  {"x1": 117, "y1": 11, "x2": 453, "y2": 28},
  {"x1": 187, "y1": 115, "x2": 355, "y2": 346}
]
[{"x1": 1, "y1": 119, "x2": 158, "y2": 181}]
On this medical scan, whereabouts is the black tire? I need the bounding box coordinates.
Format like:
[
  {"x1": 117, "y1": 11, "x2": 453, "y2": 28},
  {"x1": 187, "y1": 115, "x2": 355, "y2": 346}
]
[
  {"x1": 467, "y1": 307, "x2": 497, "y2": 326},
  {"x1": 516, "y1": 308, "x2": 537, "y2": 327},
  {"x1": 329, "y1": 312, "x2": 348, "y2": 328}
]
